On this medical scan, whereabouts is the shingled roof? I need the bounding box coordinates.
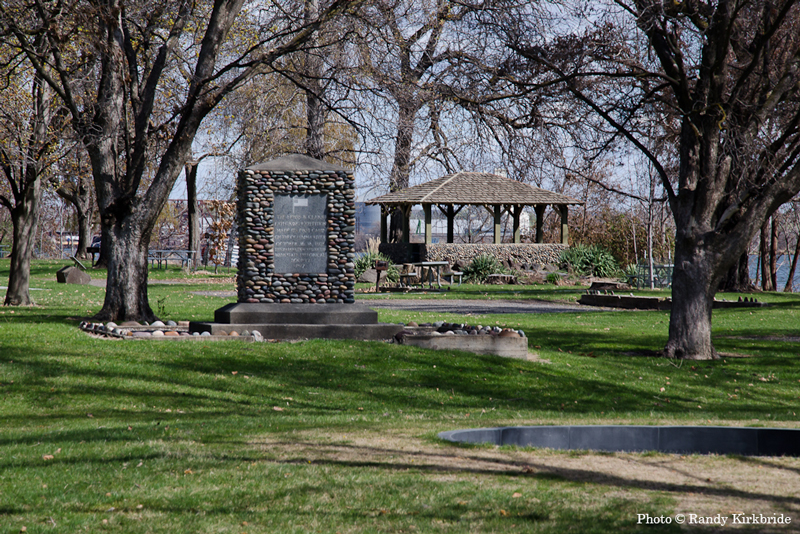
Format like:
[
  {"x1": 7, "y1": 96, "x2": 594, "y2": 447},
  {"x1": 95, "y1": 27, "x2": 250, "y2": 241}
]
[{"x1": 366, "y1": 172, "x2": 582, "y2": 206}]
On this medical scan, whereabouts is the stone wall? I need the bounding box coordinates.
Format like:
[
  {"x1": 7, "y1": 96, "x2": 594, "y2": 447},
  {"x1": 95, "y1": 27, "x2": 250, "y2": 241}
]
[
  {"x1": 237, "y1": 168, "x2": 356, "y2": 303},
  {"x1": 379, "y1": 242, "x2": 568, "y2": 268}
]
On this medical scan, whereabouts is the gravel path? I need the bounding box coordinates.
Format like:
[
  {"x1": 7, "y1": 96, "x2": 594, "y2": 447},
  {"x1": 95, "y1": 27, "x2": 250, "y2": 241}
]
[
  {"x1": 187, "y1": 291, "x2": 603, "y2": 314},
  {"x1": 363, "y1": 298, "x2": 596, "y2": 314}
]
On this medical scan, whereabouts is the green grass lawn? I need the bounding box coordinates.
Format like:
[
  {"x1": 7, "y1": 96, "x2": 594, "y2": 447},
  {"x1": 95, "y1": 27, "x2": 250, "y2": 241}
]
[{"x1": 1, "y1": 259, "x2": 799, "y2": 533}]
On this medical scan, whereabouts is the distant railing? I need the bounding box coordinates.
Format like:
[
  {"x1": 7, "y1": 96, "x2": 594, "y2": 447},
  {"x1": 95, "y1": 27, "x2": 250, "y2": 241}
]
[{"x1": 0, "y1": 244, "x2": 9, "y2": 258}]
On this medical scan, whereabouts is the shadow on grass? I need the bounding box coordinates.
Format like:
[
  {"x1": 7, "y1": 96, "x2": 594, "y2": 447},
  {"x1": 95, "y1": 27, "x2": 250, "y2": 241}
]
[
  {"x1": 240, "y1": 438, "x2": 800, "y2": 509},
  {"x1": 2, "y1": 332, "x2": 797, "y2": 450}
]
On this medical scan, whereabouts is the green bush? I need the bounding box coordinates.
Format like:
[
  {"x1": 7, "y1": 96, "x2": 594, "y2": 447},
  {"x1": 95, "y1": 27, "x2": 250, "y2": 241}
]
[
  {"x1": 560, "y1": 244, "x2": 620, "y2": 277},
  {"x1": 463, "y1": 253, "x2": 507, "y2": 283},
  {"x1": 354, "y1": 252, "x2": 399, "y2": 282}
]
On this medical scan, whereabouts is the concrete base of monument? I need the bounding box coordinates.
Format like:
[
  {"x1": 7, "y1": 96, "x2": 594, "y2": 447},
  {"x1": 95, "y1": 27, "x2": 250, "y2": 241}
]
[
  {"x1": 213, "y1": 302, "x2": 380, "y2": 324},
  {"x1": 189, "y1": 302, "x2": 404, "y2": 341},
  {"x1": 189, "y1": 321, "x2": 403, "y2": 341}
]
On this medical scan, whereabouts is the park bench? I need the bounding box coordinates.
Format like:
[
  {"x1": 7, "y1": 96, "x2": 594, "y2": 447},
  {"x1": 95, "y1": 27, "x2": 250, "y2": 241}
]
[
  {"x1": 441, "y1": 270, "x2": 463, "y2": 286},
  {"x1": 398, "y1": 264, "x2": 421, "y2": 287}
]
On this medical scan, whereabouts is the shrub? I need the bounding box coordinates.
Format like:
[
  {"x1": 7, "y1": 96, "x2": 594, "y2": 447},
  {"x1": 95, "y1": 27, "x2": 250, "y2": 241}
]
[
  {"x1": 463, "y1": 253, "x2": 507, "y2": 283},
  {"x1": 354, "y1": 252, "x2": 399, "y2": 282},
  {"x1": 560, "y1": 244, "x2": 620, "y2": 278}
]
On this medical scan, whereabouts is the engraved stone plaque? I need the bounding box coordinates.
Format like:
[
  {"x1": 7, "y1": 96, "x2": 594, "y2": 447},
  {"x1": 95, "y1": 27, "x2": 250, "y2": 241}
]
[{"x1": 273, "y1": 194, "x2": 328, "y2": 274}]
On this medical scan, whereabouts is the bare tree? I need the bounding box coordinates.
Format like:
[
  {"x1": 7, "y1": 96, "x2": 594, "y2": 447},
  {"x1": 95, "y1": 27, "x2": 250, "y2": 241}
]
[
  {"x1": 354, "y1": 0, "x2": 475, "y2": 238},
  {"x1": 1, "y1": 0, "x2": 355, "y2": 321},
  {"x1": 0, "y1": 37, "x2": 66, "y2": 305},
  {"x1": 52, "y1": 143, "x2": 95, "y2": 260},
  {"x1": 480, "y1": 0, "x2": 800, "y2": 359}
]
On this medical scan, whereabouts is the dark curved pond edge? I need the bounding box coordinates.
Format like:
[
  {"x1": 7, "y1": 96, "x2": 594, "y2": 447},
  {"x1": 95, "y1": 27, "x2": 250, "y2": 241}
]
[{"x1": 438, "y1": 425, "x2": 800, "y2": 456}]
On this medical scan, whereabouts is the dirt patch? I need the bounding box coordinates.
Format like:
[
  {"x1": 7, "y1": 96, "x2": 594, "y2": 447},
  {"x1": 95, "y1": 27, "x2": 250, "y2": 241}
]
[
  {"x1": 151, "y1": 276, "x2": 235, "y2": 285},
  {"x1": 251, "y1": 427, "x2": 800, "y2": 530}
]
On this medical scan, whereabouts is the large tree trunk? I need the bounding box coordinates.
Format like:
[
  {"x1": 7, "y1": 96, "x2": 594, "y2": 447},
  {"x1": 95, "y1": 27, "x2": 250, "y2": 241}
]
[
  {"x1": 784, "y1": 234, "x2": 800, "y2": 292},
  {"x1": 56, "y1": 174, "x2": 94, "y2": 260},
  {"x1": 303, "y1": 0, "x2": 325, "y2": 160},
  {"x1": 770, "y1": 216, "x2": 778, "y2": 290},
  {"x1": 186, "y1": 162, "x2": 200, "y2": 269},
  {"x1": 75, "y1": 208, "x2": 92, "y2": 260},
  {"x1": 4, "y1": 176, "x2": 41, "y2": 306},
  {"x1": 663, "y1": 244, "x2": 720, "y2": 360},
  {"x1": 388, "y1": 102, "x2": 418, "y2": 241},
  {"x1": 760, "y1": 221, "x2": 773, "y2": 290},
  {"x1": 719, "y1": 252, "x2": 753, "y2": 292},
  {"x1": 94, "y1": 220, "x2": 155, "y2": 322}
]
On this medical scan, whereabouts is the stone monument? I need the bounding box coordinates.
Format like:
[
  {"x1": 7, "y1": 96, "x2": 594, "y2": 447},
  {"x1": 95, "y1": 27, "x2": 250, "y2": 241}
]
[{"x1": 190, "y1": 154, "x2": 402, "y2": 340}]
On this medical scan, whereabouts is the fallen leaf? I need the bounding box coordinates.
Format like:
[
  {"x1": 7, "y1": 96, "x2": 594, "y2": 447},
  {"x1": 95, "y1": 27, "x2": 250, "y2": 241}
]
[
  {"x1": 512, "y1": 492, "x2": 522, "y2": 498},
  {"x1": 273, "y1": 406, "x2": 284, "y2": 411},
  {"x1": 500, "y1": 509, "x2": 509, "y2": 516},
  {"x1": 660, "y1": 387, "x2": 665, "y2": 392},
  {"x1": 184, "y1": 469, "x2": 193, "y2": 474},
  {"x1": 232, "y1": 371, "x2": 238, "y2": 375},
  {"x1": 42, "y1": 455, "x2": 54, "y2": 460}
]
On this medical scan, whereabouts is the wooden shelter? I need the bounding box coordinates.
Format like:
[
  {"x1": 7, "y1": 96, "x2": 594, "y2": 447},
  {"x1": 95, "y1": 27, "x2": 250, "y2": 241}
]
[{"x1": 367, "y1": 172, "x2": 583, "y2": 245}]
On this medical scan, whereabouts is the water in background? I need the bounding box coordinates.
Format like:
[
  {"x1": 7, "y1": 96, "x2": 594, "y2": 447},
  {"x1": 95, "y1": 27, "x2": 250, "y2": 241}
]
[{"x1": 748, "y1": 254, "x2": 800, "y2": 291}]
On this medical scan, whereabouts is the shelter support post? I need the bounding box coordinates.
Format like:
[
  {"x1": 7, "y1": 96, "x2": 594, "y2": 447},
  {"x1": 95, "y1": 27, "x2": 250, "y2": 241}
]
[
  {"x1": 535, "y1": 205, "x2": 546, "y2": 244},
  {"x1": 511, "y1": 205, "x2": 521, "y2": 244},
  {"x1": 559, "y1": 205, "x2": 569, "y2": 245},
  {"x1": 423, "y1": 204, "x2": 432, "y2": 244},
  {"x1": 494, "y1": 205, "x2": 502, "y2": 244},
  {"x1": 402, "y1": 204, "x2": 411, "y2": 243},
  {"x1": 437, "y1": 204, "x2": 463, "y2": 244},
  {"x1": 380, "y1": 205, "x2": 388, "y2": 244},
  {"x1": 447, "y1": 205, "x2": 454, "y2": 243}
]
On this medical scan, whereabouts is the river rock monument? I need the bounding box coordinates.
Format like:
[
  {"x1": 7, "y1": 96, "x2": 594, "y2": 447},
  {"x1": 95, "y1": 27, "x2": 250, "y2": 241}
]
[{"x1": 190, "y1": 154, "x2": 402, "y2": 340}]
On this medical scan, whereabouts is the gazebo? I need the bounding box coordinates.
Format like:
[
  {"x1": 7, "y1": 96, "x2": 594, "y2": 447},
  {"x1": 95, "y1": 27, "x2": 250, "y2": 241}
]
[{"x1": 367, "y1": 171, "x2": 583, "y2": 246}]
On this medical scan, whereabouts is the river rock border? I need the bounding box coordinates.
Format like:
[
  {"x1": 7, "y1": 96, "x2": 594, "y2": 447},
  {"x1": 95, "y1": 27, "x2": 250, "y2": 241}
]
[
  {"x1": 379, "y1": 243, "x2": 568, "y2": 267},
  {"x1": 238, "y1": 167, "x2": 356, "y2": 304}
]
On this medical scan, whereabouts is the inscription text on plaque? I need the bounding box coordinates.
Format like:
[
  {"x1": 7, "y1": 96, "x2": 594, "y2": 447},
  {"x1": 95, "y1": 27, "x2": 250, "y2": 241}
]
[{"x1": 273, "y1": 194, "x2": 328, "y2": 273}]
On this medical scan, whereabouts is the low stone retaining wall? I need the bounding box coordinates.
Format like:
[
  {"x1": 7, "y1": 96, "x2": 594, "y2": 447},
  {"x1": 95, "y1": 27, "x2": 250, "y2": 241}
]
[
  {"x1": 439, "y1": 425, "x2": 800, "y2": 456},
  {"x1": 379, "y1": 243, "x2": 568, "y2": 267}
]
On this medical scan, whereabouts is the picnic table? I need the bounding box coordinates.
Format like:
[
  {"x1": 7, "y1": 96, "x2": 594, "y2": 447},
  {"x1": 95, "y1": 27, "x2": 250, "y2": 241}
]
[
  {"x1": 148, "y1": 250, "x2": 196, "y2": 269},
  {"x1": 413, "y1": 261, "x2": 449, "y2": 289}
]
